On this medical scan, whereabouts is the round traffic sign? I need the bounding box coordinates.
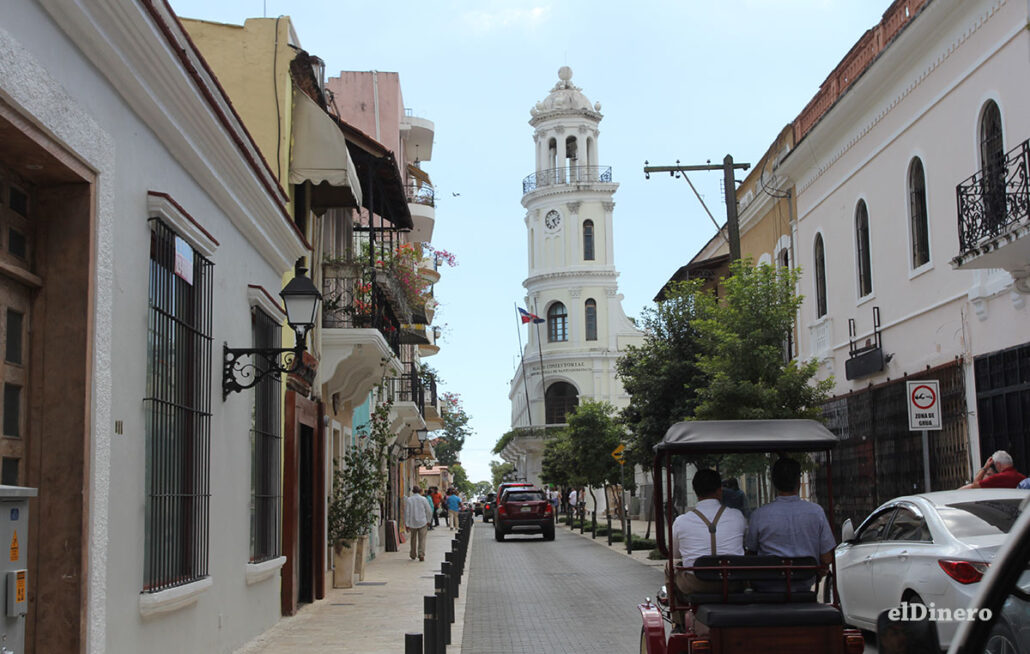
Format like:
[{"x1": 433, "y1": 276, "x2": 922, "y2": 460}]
[{"x1": 911, "y1": 384, "x2": 937, "y2": 410}]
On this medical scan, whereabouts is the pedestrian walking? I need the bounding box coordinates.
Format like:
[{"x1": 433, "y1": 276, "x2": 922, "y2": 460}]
[
  {"x1": 424, "y1": 489, "x2": 435, "y2": 530},
  {"x1": 430, "y1": 486, "x2": 442, "y2": 528},
  {"x1": 404, "y1": 486, "x2": 433, "y2": 561},
  {"x1": 445, "y1": 487, "x2": 461, "y2": 529}
]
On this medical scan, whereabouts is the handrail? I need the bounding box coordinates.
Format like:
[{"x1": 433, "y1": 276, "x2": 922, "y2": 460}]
[
  {"x1": 405, "y1": 181, "x2": 435, "y2": 207},
  {"x1": 956, "y1": 139, "x2": 1030, "y2": 253},
  {"x1": 522, "y1": 165, "x2": 613, "y2": 194}
]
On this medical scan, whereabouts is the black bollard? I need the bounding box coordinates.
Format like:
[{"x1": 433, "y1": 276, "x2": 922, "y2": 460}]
[
  {"x1": 626, "y1": 515, "x2": 633, "y2": 553},
  {"x1": 592, "y1": 510, "x2": 597, "y2": 539},
  {"x1": 424, "y1": 596, "x2": 438, "y2": 654},
  {"x1": 441, "y1": 561, "x2": 455, "y2": 625},
  {"x1": 568, "y1": 506, "x2": 574, "y2": 530},
  {"x1": 445, "y1": 552, "x2": 459, "y2": 597},
  {"x1": 434, "y1": 574, "x2": 448, "y2": 651},
  {"x1": 607, "y1": 513, "x2": 613, "y2": 546},
  {"x1": 579, "y1": 506, "x2": 585, "y2": 534},
  {"x1": 406, "y1": 633, "x2": 423, "y2": 654}
]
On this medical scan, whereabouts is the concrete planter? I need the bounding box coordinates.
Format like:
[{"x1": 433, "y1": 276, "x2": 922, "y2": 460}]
[{"x1": 332, "y1": 539, "x2": 357, "y2": 589}]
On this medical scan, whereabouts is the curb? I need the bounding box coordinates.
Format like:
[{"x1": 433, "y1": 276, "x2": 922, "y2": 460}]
[{"x1": 563, "y1": 519, "x2": 666, "y2": 568}]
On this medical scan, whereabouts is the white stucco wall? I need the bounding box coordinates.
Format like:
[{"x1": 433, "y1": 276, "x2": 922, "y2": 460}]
[
  {"x1": 1, "y1": 2, "x2": 301, "y2": 652},
  {"x1": 785, "y1": 0, "x2": 1029, "y2": 395}
]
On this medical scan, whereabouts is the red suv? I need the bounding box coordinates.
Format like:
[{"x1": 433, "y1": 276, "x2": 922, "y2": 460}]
[{"x1": 494, "y1": 486, "x2": 555, "y2": 541}]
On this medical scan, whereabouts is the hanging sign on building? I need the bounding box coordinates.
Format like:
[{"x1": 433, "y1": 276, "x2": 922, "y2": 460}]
[{"x1": 907, "y1": 380, "x2": 942, "y2": 431}]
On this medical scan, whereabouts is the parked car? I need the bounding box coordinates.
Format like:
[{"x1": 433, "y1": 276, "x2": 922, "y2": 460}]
[
  {"x1": 482, "y1": 492, "x2": 496, "y2": 523},
  {"x1": 835, "y1": 489, "x2": 1026, "y2": 649},
  {"x1": 494, "y1": 486, "x2": 555, "y2": 542},
  {"x1": 947, "y1": 493, "x2": 1030, "y2": 654}
]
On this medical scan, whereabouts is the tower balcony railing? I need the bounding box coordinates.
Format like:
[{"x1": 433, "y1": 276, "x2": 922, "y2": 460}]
[
  {"x1": 522, "y1": 165, "x2": 613, "y2": 194},
  {"x1": 955, "y1": 139, "x2": 1029, "y2": 255},
  {"x1": 405, "y1": 180, "x2": 435, "y2": 207}
]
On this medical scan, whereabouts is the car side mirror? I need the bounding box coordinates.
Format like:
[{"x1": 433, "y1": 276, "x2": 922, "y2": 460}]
[{"x1": 841, "y1": 519, "x2": 856, "y2": 543}]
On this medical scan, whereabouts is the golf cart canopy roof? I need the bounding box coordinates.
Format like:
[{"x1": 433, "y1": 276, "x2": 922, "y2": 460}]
[{"x1": 655, "y1": 419, "x2": 840, "y2": 454}]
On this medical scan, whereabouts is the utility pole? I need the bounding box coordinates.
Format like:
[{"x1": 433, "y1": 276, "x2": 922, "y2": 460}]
[{"x1": 643, "y1": 155, "x2": 751, "y2": 262}]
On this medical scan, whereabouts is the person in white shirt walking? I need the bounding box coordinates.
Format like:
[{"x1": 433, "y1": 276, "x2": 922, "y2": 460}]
[
  {"x1": 670, "y1": 469, "x2": 747, "y2": 596},
  {"x1": 404, "y1": 486, "x2": 434, "y2": 561}
]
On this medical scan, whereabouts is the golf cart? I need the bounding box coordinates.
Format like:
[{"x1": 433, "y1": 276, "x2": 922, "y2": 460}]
[{"x1": 637, "y1": 419, "x2": 864, "y2": 654}]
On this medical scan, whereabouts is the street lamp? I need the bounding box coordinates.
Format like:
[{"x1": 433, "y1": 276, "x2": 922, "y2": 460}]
[
  {"x1": 222, "y1": 259, "x2": 322, "y2": 399},
  {"x1": 399, "y1": 429, "x2": 431, "y2": 461}
]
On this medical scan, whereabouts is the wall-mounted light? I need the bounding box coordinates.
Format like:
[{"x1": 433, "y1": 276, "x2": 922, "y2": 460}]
[{"x1": 223, "y1": 259, "x2": 322, "y2": 399}]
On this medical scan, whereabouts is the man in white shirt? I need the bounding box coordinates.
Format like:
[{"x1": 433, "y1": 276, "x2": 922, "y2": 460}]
[
  {"x1": 568, "y1": 488, "x2": 578, "y2": 513},
  {"x1": 404, "y1": 486, "x2": 434, "y2": 561},
  {"x1": 670, "y1": 469, "x2": 747, "y2": 596}
]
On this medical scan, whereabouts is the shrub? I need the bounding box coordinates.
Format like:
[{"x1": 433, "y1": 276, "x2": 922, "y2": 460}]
[
  {"x1": 648, "y1": 549, "x2": 666, "y2": 561},
  {"x1": 630, "y1": 538, "x2": 657, "y2": 551}
]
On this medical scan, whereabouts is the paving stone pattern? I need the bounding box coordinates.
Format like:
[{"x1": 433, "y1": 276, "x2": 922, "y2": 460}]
[{"x1": 462, "y1": 521, "x2": 664, "y2": 653}]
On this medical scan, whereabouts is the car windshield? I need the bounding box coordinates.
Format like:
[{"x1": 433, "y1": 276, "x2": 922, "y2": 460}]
[
  {"x1": 936, "y1": 499, "x2": 1023, "y2": 538},
  {"x1": 505, "y1": 491, "x2": 545, "y2": 502}
]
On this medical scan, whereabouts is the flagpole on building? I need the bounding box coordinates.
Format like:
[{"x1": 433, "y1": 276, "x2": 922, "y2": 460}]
[
  {"x1": 514, "y1": 303, "x2": 534, "y2": 427},
  {"x1": 533, "y1": 299, "x2": 547, "y2": 435}
]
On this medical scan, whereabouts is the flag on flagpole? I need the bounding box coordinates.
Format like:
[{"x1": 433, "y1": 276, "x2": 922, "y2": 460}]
[{"x1": 518, "y1": 307, "x2": 544, "y2": 324}]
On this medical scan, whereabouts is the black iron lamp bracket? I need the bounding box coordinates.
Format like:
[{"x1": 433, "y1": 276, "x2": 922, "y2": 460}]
[{"x1": 223, "y1": 342, "x2": 304, "y2": 399}]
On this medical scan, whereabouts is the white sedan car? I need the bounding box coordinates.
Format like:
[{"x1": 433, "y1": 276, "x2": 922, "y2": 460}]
[{"x1": 835, "y1": 489, "x2": 1025, "y2": 649}]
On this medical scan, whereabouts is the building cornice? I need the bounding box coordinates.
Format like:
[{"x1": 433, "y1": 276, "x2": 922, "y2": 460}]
[
  {"x1": 38, "y1": 0, "x2": 308, "y2": 272},
  {"x1": 781, "y1": 0, "x2": 1010, "y2": 197},
  {"x1": 521, "y1": 183, "x2": 619, "y2": 208},
  {"x1": 523, "y1": 269, "x2": 619, "y2": 289}
]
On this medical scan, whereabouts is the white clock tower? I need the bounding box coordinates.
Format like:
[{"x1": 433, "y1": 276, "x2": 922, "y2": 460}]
[{"x1": 505, "y1": 67, "x2": 644, "y2": 484}]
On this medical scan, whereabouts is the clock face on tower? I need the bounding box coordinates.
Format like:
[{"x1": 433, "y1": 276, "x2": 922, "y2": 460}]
[{"x1": 544, "y1": 210, "x2": 562, "y2": 230}]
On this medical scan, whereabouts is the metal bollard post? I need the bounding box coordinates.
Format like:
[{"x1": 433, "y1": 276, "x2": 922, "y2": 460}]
[
  {"x1": 445, "y1": 552, "x2": 459, "y2": 597},
  {"x1": 579, "y1": 506, "x2": 585, "y2": 534},
  {"x1": 424, "y1": 596, "x2": 438, "y2": 654},
  {"x1": 607, "y1": 513, "x2": 613, "y2": 546},
  {"x1": 626, "y1": 515, "x2": 633, "y2": 553},
  {"x1": 434, "y1": 574, "x2": 448, "y2": 651},
  {"x1": 406, "y1": 633, "x2": 423, "y2": 654},
  {"x1": 568, "y1": 506, "x2": 574, "y2": 529},
  {"x1": 441, "y1": 561, "x2": 455, "y2": 625},
  {"x1": 592, "y1": 510, "x2": 597, "y2": 539}
]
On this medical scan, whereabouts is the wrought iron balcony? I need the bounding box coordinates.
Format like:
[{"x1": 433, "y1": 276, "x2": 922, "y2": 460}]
[
  {"x1": 321, "y1": 261, "x2": 400, "y2": 356},
  {"x1": 955, "y1": 139, "x2": 1029, "y2": 256},
  {"x1": 405, "y1": 181, "x2": 435, "y2": 207},
  {"x1": 522, "y1": 165, "x2": 613, "y2": 194},
  {"x1": 393, "y1": 361, "x2": 425, "y2": 416}
]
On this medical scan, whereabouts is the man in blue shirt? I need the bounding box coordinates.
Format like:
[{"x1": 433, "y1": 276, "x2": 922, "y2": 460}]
[
  {"x1": 745, "y1": 457, "x2": 836, "y2": 591},
  {"x1": 445, "y1": 488, "x2": 462, "y2": 530}
]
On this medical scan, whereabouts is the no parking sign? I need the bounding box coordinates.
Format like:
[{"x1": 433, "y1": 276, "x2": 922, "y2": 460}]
[{"x1": 907, "y1": 380, "x2": 942, "y2": 431}]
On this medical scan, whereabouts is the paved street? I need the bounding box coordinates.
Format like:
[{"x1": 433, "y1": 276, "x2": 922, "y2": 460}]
[{"x1": 462, "y1": 520, "x2": 664, "y2": 653}]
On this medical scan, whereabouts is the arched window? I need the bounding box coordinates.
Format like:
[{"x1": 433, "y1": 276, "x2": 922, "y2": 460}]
[
  {"x1": 979, "y1": 100, "x2": 1005, "y2": 228},
  {"x1": 855, "y1": 200, "x2": 872, "y2": 297},
  {"x1": 545, "y1": 381, "x2": 579, "y2": 424},
  {"x1": 908, "y1": 158, "x2": 930, "y2": 268},
  {"x1": 583, "y1": 220, "x2": 595, "y2": 260},
  {"x1": 778, "y1": 248, "x2": 789, "y2": 269},
  {"x1": 584, "y1": 299, "x2": 597, "y2": 341},
  {"x1": 814, "y1": 234, "x2": 827, "y2": 318},
  {"x1": 547, "y1": 302, "x2": 567, "y2": 342}
]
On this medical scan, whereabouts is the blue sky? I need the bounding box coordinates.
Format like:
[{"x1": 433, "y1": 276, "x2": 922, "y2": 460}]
[{"x1": 168, "y1": 0, "x2": 888, "y2": 482}]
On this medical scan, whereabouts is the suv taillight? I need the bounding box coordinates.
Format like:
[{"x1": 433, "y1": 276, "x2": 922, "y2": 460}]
[
  {"x1": 498, "y1": 505, "x2": 507, "y2": 516},
  {"x1": 544, "y1": 503, "x2": 553, "y2": 515}
]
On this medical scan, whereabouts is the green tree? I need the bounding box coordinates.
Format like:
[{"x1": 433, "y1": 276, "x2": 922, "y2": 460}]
[
  {"x1": 449, "y1": 462, "x2": 475, "y2": 497},
  {"x1": 489, "y1": 460, "x2": 514, "y2": 488},
  {"x1": 432, "y1": 392, "x2": 471, "y2": 467},
  {"x1": 541, "y1": 430, "x2": 580, "y2": 490},
  {"x1": 473, "y1": 480, "x2": 492, "y2": 496},
  {"x1": 616, "y1": 279, "x2": 709, "y2": 470},
  {"x1": 563, "y1": 400, "x2": 624, "y2": 512}
]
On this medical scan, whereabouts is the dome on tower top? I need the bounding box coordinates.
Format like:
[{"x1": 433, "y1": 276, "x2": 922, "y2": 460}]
[{"x1": 530, "y1": 66, "x2": 602, "y2": 123}]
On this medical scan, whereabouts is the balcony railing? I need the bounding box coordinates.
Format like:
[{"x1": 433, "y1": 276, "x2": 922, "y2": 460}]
[
  {"x1": 394, "y1": 362, "x2": 425, "y2": 416},
  {"x1": 405, "y1": 181, "x2": 435, "y2": 207},
  {"x1": 956, "y1": 139, "x2": 1030, "y2": 253},
  {"x1": 522, "y1": 165, "x2": 613, "y2": 194},
  {"x1": 321, "y1": 261, "x2": 400, "y2": 356}
]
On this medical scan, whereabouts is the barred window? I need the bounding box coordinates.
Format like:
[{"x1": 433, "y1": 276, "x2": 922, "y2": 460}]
[
  {"x1": 908, "y1": 158, "x2": 930, "y2": 269},
  {"x1": 547, "y1": 302, "x2": 567, "y2": 342},
  {"x1": 144, "y1": 219, "x2": 213, "y2": 592},
  {"x1": 584, "y1": 299, "x2": 597, "y2": 341},
  {"x1": 251, "y1": 308, "x2": 282, "y2": 562},
  {"x1": 855, "y1": 200, "x2": 872, "y2": 298}
]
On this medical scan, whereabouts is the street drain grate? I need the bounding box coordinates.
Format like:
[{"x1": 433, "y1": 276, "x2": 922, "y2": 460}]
[{"x1": 357, "y1": 581, "x2": 387, "y2": 586}]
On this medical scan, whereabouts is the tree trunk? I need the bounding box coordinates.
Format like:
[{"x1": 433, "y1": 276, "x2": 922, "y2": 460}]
[{"x1": 645, "y1": 470, "x2": 653, "y2": 539}]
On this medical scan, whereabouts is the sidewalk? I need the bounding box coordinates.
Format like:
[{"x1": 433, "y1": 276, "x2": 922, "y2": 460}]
[
  {"x1": 234, "y1": 524, "x2": 470, "y2": 653},
  {"x1": 562, "y1": 514, "x2": 666, "y2": 568}
]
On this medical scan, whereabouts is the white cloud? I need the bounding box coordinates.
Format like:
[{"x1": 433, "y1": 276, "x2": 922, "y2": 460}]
[{"x1": 460, "y1": 4, "x2": 551, "y2": 34}]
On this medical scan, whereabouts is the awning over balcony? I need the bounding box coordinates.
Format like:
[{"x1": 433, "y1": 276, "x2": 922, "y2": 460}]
[
  {"x1": 289, "y1": 86, "x2": 362, "y2": 208},
  {"x1": 336, "y1": 119, "x2": 413, "y2": 230}
]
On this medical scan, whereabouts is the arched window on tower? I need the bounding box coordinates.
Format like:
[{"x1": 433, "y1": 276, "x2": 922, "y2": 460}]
[
  {"x1": 585, "y1": 299, "x2": 597, "y2": 341},
  {"x1": 979, "y1": 100, "x2": 1005, "y2": 229},
  {"x1": 566, "y1": 136, "x2": 579, "y2": 182},
  {"x1": 583, "y1": 220, "x2": 595, "y2": 260},
  {"x1": 814, "y1": 234, "x2": 827, "y2": 318},
  {"x1": 545, "y1": 382, "x2": 579, "y2": 425},
  {"x1": 908, "y1": 157, "x2": 930, "y2": 269},
  {"x1": 547, "y1": 302, "x2": 568, "y2": 342}
]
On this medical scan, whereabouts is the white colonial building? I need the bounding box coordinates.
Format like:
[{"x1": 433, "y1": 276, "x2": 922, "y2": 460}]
[{"x1": 504, "y1": 67, "x2": 644, "y2": 488}]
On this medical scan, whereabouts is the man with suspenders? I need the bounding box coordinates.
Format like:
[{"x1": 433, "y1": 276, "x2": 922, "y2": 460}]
[{"x1": 670, "y1": 469, "x2": 748, "y2": 598}]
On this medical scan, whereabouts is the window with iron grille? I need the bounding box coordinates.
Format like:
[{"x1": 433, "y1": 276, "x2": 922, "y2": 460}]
[
  {"x1": 251, "y1": 307, "x2": 282, "y2": 562},
  {"x1": 584, "y1": 299, "x2": 597, "y2": 341},
  {"x1": 143, "y1": 219, "x2": 213, "y2": 592},
  {"x1": 547, "y1": 302, "x2": 567, "y2": 342},
  {"x1": 855, "y1": 200, "x2": 872, "y2": 297},
  {"x1": 908, "y1": 158, "x2": 930, "y2": 268}
]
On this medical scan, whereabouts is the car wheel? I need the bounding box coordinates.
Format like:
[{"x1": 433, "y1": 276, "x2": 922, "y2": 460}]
[
  {"x1": 986, "y1": 620, "x2": 1019, "y2": 654},
  {"x1": 905, "y1": 593, "x2": 941, "y2": 651},
  {"x1": 543, "y1": 525, "x2": 555, "y2": 541},
  {"x1": 494, "y1": 528, "x2": 504, "y2": 542}
]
